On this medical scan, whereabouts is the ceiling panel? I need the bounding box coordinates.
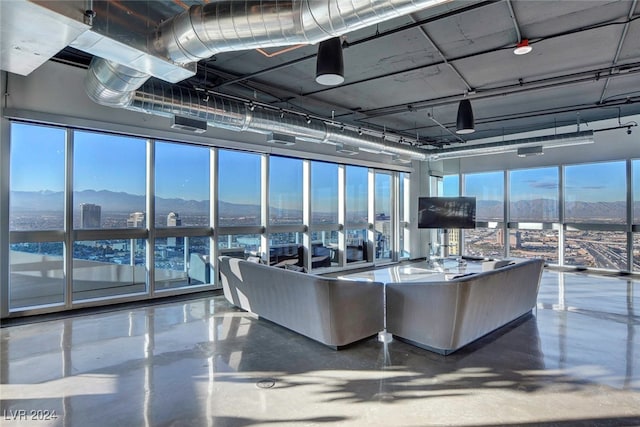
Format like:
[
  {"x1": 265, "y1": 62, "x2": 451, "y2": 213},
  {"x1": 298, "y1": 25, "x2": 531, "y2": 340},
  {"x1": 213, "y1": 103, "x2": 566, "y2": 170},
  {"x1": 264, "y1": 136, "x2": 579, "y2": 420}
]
[
  {"x1": 422, "y1": 2, "x2": 515, "y2": 58},
  {"x1": 4, "y1": 0, "x2": 639, "y2": 153}
]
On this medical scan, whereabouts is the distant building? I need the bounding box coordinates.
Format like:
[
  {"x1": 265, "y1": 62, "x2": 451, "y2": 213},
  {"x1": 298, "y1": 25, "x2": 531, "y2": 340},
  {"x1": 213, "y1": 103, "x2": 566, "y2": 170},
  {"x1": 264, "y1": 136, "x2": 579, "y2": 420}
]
[
  {"x1": 167, "y1": 212, "x2": 182, "y2": 247},
  {"x1": 127, "y1": 212, "x2": 145, "y2": 228},
  {"x1": 80, "y1": 203, "x2": 101, "y2": 228},
  {"x1": 167, "y1": 212, "x2": 182, "y2": 227}
]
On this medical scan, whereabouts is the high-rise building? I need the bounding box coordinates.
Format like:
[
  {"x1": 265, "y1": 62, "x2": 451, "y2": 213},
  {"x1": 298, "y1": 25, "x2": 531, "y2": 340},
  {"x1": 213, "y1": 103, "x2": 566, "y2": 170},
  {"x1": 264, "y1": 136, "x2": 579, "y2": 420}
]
[
  {"x1": 167, "y1": 212, "x2": 182, "y2": 247},
  {"x1": 80, "y1": 203, "x2": 101, "y2": 228},
  {"x1": 167, "y1": 212, "x2": 182, "y2": 227},
  {"x1": 127, "y1": 212, "x2": 145, "y2": 228}
]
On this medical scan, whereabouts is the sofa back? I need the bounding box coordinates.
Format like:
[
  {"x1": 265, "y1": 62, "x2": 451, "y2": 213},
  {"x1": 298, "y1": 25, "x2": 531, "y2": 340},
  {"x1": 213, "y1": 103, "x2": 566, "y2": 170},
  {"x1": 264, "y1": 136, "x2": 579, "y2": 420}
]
[
  {"x1": 386, "y1": 258, "x2": 544, "y2": 353},
  {"x1": 218, "y1": 256, "x2": 384, "y2": 347}
]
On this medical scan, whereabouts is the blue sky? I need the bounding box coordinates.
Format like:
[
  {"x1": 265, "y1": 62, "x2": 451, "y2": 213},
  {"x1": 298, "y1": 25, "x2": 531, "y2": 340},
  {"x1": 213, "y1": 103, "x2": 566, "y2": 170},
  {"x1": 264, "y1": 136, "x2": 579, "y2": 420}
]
[{"x1": 10, "y1": 123, "x2": 637, "y2": 205}]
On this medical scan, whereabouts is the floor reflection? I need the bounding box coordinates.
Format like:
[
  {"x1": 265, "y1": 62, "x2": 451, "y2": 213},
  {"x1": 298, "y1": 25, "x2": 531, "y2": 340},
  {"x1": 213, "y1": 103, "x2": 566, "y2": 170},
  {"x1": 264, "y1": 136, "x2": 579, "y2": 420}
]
[{"x1": 1, "y1": 269, "x2": 638, "y2": 426}]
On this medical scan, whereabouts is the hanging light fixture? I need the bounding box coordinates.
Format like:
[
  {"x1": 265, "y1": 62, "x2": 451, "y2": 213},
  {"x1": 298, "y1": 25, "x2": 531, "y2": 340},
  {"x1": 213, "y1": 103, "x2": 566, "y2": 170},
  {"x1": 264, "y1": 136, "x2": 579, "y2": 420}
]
[
  {"x1": 456, "y1": 98, "x2": 475, "y2": 134},
  {"x1": 514, "y1": 39, "x2": 532, "y2": 55},
  {"x1": 315, "y1": 37, "x2": 344, "y2": 86}
]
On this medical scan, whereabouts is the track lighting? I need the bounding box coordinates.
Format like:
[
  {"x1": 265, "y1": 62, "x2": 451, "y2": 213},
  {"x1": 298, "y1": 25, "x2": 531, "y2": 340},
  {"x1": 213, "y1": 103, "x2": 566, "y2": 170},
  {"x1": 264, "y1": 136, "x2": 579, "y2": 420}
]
[
  {"x1": 456, "y1": 98, "x2": 475, "y2": 134},
  {"x1": 305, "y1": 116, "x2": 312, "y2": 124},
  {"x1": 315, "y1": 37, "x2": 344, "y2": 86}
]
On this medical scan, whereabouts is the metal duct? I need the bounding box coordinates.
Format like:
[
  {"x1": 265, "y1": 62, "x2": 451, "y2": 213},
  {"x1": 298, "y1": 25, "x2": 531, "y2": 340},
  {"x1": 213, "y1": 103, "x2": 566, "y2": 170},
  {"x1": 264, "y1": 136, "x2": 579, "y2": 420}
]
[
  {"x1": 85, "y1": 58, "x2": 151, "y2": 107},
  {"x1": 128, "y1": 81, "x2": 428, "y2": 160},
  {"x1": 426, "y1": 130, "x2": 595, "y2": 159},
  {"x1": 155, "y1": 0, "x2": 452, "y2": 64},
  {"x1": 85, "y1": 0, "x2": 457, "y2": 160}
]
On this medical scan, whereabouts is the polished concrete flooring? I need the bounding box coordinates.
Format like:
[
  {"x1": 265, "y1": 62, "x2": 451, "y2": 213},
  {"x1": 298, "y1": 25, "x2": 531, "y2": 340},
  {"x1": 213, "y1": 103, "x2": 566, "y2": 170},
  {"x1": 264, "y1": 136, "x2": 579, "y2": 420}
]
[{"x1": 1, "y1": 268, "x2": 639, "y2": 427}]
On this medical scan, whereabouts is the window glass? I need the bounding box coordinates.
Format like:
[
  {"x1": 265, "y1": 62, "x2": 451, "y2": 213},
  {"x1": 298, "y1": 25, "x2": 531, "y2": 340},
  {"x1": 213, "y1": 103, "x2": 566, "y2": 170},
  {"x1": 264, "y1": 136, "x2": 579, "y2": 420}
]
[
  {"x1": 465, "y1": 228, "x2": 504, "y2": 258},
  {"x1": 156, "y1": 236, "x2": 210, "y2": 290},
  {"x1": 10, "y1": 242, "x2": 64, "y2": 309},
  {"x1": 464, "y1": 171, "x2": 504, "y2": 221},
  {"x1": 155, "y1": 141, "x2": 210, "y2": 227},
  {"x1": 509, "y1": 167, "x2": 559, "y2": 222},
  {"x1": 346, "y1": 166, "x2": 368, "y2": 224},
  {"x1": 564, "y1": 161, "x2": 626, "y2": 224},
  {"x1": 72, "y1": 239, "x2": 146, "y2": 301},
  {"x1": 311, "y1": 230, "x2": 338, "y2": 267},
  {"x1": 218, "y1": 234, "x2": 260, "y2": 259},
  {"x1": 10, "y1": 123, "x2": 65, "y2": 230},
  {"x1": 509, "y1": 229, "x2": 558, "y2": 264},
  {"x1": 311, "y1": 161, "x2": 338, "y2": 224},
  {"x1": 269, "y1": 156, "x2": 303, "y2": 225},
  {"x1": 218, "y1": 150, "x2": 261, "y2": 227},
  {"x1": 633, "y1": 159, "x2": 640, "y2": 224},
  {"x1": 399, "y1": 172, "x2": 409, "y2": 258},
  {"x1": 346, "y1": 229, "x2": 368, "y2": 263},
  {"x1": 375, "y1": 172, "x2": 392, "y2": 261},
  {"x1": 565, "y1": 230, "x2": 627, "y2": 270},
  {"x1": 634, "y1": 234, "x2": 640, "y2": 272},
  {"x1": 74, "y1": 131, "x2": 147, "y2": 229},
  {"x1": 443, "y1": 175, "x2": 459, "y2": 196},
  {"x1": 269, "y1": 232, "x2": 303, "y2": 267}
]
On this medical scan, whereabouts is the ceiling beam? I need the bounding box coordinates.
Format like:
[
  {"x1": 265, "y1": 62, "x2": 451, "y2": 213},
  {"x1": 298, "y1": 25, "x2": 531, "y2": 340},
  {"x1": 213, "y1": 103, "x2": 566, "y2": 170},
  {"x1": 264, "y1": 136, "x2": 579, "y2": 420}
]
[
  {"x1": 598, "y1": 0, "x2": 639, "y2": 104},
  {"x1": 210, "y1": 1, "x2": 498, "y2": 90}
]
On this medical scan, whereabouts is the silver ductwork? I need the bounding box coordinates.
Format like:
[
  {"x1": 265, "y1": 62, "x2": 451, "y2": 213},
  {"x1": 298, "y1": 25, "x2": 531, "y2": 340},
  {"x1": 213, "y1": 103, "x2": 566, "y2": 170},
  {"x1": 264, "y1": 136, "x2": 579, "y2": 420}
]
[
  {"x1": 85, "y1": 0, "x2": 456, "y2": 160},
  {"x1": 85, "y1": 58, "x2": 151, "y2": 108},
  {"x1": 129, "y1": 81, "x2": 428, "y2": 159},
  {"x1": 154, "y1": 0, "x2": 451, "y2": 64}
]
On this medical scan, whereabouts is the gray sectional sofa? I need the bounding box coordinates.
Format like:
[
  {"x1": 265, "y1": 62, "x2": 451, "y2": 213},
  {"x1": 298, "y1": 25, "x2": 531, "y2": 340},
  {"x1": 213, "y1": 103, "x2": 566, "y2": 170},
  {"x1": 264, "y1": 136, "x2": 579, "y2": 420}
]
[
  {"x1": 385, "y1": 258, "x2": 545, "y2": 355},
  {"x1": 218, "y1": 256, "x2": 384, "y2": 349}
]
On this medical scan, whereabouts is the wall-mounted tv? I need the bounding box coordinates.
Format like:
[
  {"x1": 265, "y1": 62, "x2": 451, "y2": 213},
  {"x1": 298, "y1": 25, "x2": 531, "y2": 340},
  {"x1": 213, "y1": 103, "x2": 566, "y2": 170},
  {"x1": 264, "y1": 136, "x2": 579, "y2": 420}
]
[{"x1": 418, "y1": 197, "x2": 476, "y2": 229}]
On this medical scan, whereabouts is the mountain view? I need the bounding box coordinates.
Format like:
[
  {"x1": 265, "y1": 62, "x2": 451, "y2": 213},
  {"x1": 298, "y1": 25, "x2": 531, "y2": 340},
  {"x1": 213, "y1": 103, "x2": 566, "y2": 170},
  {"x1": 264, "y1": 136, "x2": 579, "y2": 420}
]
[{"x1": 10, "y1": 190, "x2": 637, "y2": 222}]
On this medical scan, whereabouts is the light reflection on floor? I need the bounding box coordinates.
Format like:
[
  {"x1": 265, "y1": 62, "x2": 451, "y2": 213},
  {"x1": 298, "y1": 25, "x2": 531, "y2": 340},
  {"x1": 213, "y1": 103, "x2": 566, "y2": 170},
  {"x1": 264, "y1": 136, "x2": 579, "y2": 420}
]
[{"x1": 1, "y1": 269, "x2": 639, "y2": 426}]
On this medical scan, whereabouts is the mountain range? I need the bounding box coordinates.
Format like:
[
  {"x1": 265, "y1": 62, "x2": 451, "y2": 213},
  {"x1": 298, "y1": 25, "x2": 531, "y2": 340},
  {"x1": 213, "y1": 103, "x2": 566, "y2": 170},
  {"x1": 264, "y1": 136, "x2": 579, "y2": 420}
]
[{"x1": 10, "y1": 190, "x2": 637, "y2": 221}]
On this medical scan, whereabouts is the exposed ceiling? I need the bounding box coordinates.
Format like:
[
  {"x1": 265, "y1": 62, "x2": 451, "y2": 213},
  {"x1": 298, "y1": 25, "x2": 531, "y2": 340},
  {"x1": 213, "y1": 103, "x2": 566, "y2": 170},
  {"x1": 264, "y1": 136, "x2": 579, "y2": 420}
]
[{"x1": 3, "y1": 0, "x2": 640, "y2": 153}]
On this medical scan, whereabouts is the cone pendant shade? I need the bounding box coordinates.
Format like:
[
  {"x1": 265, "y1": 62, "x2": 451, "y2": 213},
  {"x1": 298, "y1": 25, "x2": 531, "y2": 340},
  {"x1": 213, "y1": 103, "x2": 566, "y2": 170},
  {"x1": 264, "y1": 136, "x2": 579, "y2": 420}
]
[
  {"x1": 456, "y1": 99, "x2": 475, "y2": 134},
  {"x1": 315, "y1": 37, "x2": 344, "y2": 86}
]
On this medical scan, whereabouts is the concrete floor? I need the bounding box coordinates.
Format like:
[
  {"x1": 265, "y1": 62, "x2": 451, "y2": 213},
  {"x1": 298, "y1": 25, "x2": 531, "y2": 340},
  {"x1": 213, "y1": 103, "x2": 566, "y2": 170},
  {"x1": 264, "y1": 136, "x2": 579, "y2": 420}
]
[{"x1": 1, "y1": 268, "x2": 639, "y2": 427}]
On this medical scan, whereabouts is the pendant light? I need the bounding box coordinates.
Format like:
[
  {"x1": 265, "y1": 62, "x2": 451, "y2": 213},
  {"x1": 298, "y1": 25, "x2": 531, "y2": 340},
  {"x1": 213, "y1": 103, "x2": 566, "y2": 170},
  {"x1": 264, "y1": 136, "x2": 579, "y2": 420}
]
[
  {"x1": 315, "y1": 37, "x2": 344, "y2": 86},
  {"x1": 456, "y1": 98, "x2": 475, "y2": 134}
]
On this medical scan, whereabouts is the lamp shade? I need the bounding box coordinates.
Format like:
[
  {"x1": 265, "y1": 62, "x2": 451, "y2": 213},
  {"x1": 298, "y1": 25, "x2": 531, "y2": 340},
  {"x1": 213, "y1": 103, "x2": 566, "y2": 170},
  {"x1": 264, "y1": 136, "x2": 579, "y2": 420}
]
[
  {"x1": 315, "y1": 37, "x2": 344, "y2": 86},
  {"x1": 456, "y1": 99, "x2": 475, "y2": 134}
]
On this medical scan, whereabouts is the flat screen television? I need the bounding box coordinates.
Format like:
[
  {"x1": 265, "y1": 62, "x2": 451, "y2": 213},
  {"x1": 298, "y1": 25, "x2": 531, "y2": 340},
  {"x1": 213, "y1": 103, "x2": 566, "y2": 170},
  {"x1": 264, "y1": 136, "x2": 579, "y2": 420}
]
[{"x1": 418, "y1": 197, "x2": 476, "y2": 229}]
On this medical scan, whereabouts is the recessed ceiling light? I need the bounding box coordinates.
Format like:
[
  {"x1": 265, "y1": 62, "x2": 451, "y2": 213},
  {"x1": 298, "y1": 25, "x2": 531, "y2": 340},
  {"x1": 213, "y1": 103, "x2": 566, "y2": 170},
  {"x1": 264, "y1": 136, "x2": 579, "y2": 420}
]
[{"x1": 514, "y1": 39, "x2": 532, "y2": 55}]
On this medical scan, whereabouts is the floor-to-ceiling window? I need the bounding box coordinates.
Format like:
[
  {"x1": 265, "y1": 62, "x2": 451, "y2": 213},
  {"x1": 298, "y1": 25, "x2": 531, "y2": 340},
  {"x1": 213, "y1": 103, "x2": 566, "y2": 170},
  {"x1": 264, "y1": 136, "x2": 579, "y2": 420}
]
[
  {"x1": 440, "y1": 174, "x2": 461, "y2": 256},
  {"x1": 375, "y1": 172, "x2": 393, "y2": 262},
  {"x1": 633, "y1": 159, "x2": 640, "y2": 272},
  {"x1": 399, "y1": 172, "x2": 410, "y2": 259},
  {"x1": 9, "y1": 123, "x2": 66, "y2": 309},
  {"x1": 217, "y1": 149, "x2": 262, "y2": 261},
  {"x1": 73, "y1": 131, "x2": 148, "y2": 301},
  {"x1": 564, "y1": 161, "x2": 627, "y2": 270},
  {"x1": 509, "y1": 167, "x2": 559, "y2": 264},
  {"x1": 4, "y1": 121, "x2": 409, "y2": 317},
  {"x1": 311, "y1": 161, "x2": 339, "y2": 267},
  {"x1": 463, "y1": 171, "x2": 505, "y2": 258},
  {"x1": 269, "y1": 156, "x2": 304, "y2": 266},
  {"x1": 345, "y1": 165, "x2": 369, "y2": 263},
  {"x1": 448, "y1": 158, "x2": 635, "y2": 272},
  {"x1": 154, "y1": 141, "x2": 211, "y2": 289}
]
